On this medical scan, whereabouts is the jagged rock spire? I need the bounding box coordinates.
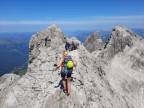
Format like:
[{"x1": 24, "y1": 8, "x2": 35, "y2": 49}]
[
  {"x1": 103, "y1": 26, "x2": 143, "y2": 59},
  {"x1": 84, "y1": 32, "x2": 103, "y2": 53},
  {"x1": 29, "y1": 24, "x2": 67, "y2": 64}
]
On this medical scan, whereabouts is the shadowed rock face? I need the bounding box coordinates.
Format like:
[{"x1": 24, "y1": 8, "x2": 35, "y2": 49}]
[
  {"x1": 0, "y1": 25, "x2": 144, "y2": 108},
  {"x1": 65, "y1": 37, "x2": 80, "y2": 51},
  {"x1": 84, "y1": 33, "x2": 103, "y2": 53}
]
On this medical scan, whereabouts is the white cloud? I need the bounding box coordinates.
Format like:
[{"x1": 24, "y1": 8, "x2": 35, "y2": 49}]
[
  {"x1": 90, "y1": 15, "x2": 144, "y2": 20},
  {"x1": 0, "y1": 15, "x2": 144, "y2": 25}
]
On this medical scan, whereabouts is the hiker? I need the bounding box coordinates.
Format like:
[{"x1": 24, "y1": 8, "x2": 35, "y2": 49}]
[{"x1": 54, "y1": 50, "x2": 77, "y2": 96}]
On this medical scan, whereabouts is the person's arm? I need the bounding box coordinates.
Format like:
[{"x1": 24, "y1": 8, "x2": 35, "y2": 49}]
[
  {"x1": 54, "y1": 57, "x2": 63, "y2": 71},
  {"x1": 73, "y1": 62, "x2": 77, "y2": 67},
  {"x1": 72, "y1": 59, "x2": 77, "y2": 67}
]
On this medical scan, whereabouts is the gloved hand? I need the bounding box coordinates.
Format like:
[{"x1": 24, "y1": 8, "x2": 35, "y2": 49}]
[{"x1": 54, "y1": 64, "x2": 57, "y2": 67}]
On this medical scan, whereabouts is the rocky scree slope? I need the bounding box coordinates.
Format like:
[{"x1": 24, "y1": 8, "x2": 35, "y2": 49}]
[{"x1": 0, "y1": 25, "x2": 144, "y2": 108}]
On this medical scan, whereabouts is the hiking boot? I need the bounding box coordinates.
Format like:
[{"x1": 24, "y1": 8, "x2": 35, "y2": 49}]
[
  {"x1": 63, "y1": 88, "x2": 67, "y2": 93},
  {"x1": 67, "y1": 92, "x2": 70, "y2": 96}
]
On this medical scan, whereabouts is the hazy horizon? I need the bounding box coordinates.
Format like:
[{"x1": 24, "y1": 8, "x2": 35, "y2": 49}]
[{"x1": 0, "y1": 25, "x2": 144, "y2": 33}]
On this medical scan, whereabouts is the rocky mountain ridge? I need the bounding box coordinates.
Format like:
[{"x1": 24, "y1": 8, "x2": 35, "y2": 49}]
[{"x1": 0, "y1": 24, "x2": 144, "y2": 108}]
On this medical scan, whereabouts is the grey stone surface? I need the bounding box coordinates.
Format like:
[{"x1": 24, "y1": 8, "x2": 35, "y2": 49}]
[
  {"x1": 84, "y1": 33, "x2": 103, "y2": 53},
  {"x1": 0, "y1": 25, "x2": 144, "y2": 108},
  {"x1": 101, "y1": 26, "x2": 143, "y2": 59}
]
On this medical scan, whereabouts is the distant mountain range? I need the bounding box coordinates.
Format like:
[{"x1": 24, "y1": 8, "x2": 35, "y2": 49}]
[
  {"x1": 0, "y1": 28, "x2": 143, "y2": 77},
  {"x1": 64, "y1": 28, "x2": 144, "y2": 43},
  {"x1": 0, "y1": 32, "x2": 34, "y2": 41},
  {"x1": 0, "y1": 33, "x2": 33, "y2": 77}
]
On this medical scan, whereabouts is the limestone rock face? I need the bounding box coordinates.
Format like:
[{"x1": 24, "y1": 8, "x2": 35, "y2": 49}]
[
  {"x1": 0, "y1": 73, "x2": 20, "y2": 108},
  {"x1": 0, "y1": 25, "x2": 144, "y2": 108},
  {"x1": 84, "y1": 33, "x2": 103, "y2": 53},
  {"x1": 29, "y1": 24, "x2": 67, "y2": 64},
  {"x1": 102, "y1": 26, "x2": 143, "y2": 59}
]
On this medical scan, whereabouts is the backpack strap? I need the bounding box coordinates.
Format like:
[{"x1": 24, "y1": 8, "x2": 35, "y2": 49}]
[{"x1": 63, "y1": 55, "x2": 71, "y2": 60}]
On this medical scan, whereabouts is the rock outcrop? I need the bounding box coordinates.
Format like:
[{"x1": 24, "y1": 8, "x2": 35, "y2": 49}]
[
  {"x1": 84, "y1": 33, "x2": 103, "y2": 53},
  {"x1": 0, "y1": 25, "x2": 144, "y2": 108},
  {"x1": 102, "y1": 26, "x2": 143, "y2": 59}
]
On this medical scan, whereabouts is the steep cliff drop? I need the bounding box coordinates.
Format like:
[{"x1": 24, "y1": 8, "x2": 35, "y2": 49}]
[{"x1": 0, "y1": 25, "x2": 144, "y2": 108}]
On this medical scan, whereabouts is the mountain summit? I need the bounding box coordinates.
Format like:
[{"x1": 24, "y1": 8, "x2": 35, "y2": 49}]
[
  {"x1": 84, "y1": 33, "x2": 103, "y2": 53},
  {"x1": 0, "y1": 25, "x2": 144, "y2": 108}
]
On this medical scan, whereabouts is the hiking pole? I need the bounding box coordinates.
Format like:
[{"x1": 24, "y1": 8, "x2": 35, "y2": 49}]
[
  {"x1": 53, "y1": 64, "x2": 60, "y2": 75},
  {"x1": 48, "y1": 64, "x2": 57, "y2": 74}
]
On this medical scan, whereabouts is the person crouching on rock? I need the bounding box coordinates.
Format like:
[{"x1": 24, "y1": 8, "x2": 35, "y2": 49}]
[{"x1": 54, "y1": 50, "x2": 77, "y2": 96}]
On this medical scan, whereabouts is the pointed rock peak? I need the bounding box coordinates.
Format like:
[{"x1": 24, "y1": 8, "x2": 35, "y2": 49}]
[
  {"x1": 89, "y1": 32, "x2": 101, "y2": 39},
  {"x1": 84, "y1": 32, "x2": 103, "y2": 53},
  {"x1": 111, "y1": 25, "x2": 139, "y2": 38},
  {"x1": 84, "y1": 32, "x2": 102, "y2": 43},
  {"x1": 46, "y1": 24, "x2": 62, "y2": 32},
  {"x1": 29, "y1": 25, "x2": 67, "y2": 63},
  {"x1": 113, "y1": 25, "x2": 127, "y2": 31},
  {"x1": 103, "y1": 26, "x2": 143, "y2": 59}
]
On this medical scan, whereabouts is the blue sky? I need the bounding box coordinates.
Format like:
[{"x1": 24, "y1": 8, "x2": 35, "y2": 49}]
[{"x1": 0, "y1": 0, "x2": 144, "y2": 32}]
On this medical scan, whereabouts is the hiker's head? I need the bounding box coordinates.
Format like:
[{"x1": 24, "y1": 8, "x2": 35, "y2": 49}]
[{"x1": 63, "y1": 50, "x2": 68, "y2": 56}]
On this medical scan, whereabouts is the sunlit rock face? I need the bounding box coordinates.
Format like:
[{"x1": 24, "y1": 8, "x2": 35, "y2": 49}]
[
  {"x1": 0, "y1": 25, "x2": 144, "y2": 108},
  {"x1": 84, "y1": 33, "x2": 103, "y2": 53}
]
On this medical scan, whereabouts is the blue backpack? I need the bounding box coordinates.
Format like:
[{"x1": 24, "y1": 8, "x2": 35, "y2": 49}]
[{"x1": 61, "y1": 55, "x2": 73, "y2": 74}]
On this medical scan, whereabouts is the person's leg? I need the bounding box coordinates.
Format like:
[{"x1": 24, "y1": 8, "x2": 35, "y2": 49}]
[
  {"x1": 67, "y1": 76, "x2": 71, "y2": 94},
  {"x1": 67, "y1": 69, "x2": 72, "y2": 95},
  {"x1": 62, "y1": 77, "x2": 66, "y2": 89},
  {"x1": 61, "y1": 72, "x2": 66, "y2": 89}
]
